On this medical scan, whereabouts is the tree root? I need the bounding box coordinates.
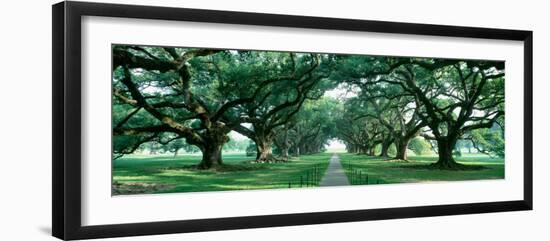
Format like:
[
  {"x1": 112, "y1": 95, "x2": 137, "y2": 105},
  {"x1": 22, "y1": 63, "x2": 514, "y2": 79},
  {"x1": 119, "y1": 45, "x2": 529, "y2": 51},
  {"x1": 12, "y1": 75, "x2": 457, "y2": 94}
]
[
  {"x1": 384, "y1": 159, "x2": 410, "y2": 163},
  {"x1": 253, "y1": 156, "x2": 289, "y2": 163},
  {"x1": 428, "y1": 161, "x2": 485, "y2": 170}
]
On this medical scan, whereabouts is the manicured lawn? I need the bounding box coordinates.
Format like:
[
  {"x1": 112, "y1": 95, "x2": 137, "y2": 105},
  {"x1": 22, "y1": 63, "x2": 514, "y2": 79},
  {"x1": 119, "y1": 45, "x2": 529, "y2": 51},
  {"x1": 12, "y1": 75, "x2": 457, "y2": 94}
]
[
  {"x1": 113, "y1": 152, "x2": 504, "y2": 195},
  {"x1": 113, "y1": 153, "x2": 331, "y2": 195},
  {"x1": 340, "y1": 153, "x2": 505, "y2": 185}
]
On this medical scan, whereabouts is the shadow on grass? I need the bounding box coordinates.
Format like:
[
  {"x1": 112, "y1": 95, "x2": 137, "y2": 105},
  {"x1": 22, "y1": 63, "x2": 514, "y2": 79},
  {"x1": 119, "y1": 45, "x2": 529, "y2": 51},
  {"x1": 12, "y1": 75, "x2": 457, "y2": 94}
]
[
  {"x1": 112, "y1": 181, "x2": 176, "y2": 195},
  {"x1": 162, "y1": 163, "x2": 270, "y2": 172},
  {"x1": 395, "y1": 163, "x2": 489, "y2": 171}
]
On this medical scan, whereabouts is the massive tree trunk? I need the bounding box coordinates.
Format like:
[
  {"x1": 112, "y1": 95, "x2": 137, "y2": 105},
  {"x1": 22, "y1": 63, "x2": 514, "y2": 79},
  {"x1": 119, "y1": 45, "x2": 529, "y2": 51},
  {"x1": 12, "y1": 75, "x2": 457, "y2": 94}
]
[
  {"x1": 394, "y1": 137, "x2": 411, "y2": 160},
  {"x1": 256, "y1": 138, "x2": 274, "y2": 162},
  {"x1": 197, "y1": 126, "x2": 229, "y2": 169},
  {"x1": 244, "y1": 124, "x2": 286, "y2": 163},
  {"x1": 198, "y1": 142, "x2": 223, "y2": 169},
  {"x1": 275, "y1": 140, "x2": 290, "y2": 160},
  {"x1": 255, "y1": 136, "x2": 279, "y2": 163},
  {"x1": 379, "y1": 138, "x2": 392, "y2": 157},
  {"x1": 431, "y1": 137, "x2": 462, "y2": 169}
]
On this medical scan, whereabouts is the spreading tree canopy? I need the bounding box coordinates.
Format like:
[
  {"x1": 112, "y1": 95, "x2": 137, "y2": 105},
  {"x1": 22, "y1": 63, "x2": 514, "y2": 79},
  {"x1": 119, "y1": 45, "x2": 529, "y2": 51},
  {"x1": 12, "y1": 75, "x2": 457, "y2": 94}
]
[{"x1": 112, "y1": 45, "x2": 505, "y2": 170}]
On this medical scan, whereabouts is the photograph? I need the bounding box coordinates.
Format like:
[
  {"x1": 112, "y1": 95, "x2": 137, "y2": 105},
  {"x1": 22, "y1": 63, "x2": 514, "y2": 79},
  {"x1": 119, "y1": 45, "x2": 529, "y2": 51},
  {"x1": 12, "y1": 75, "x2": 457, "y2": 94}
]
[{"x1": 111, "y1": 45, "x2": 505, "y2": 195}]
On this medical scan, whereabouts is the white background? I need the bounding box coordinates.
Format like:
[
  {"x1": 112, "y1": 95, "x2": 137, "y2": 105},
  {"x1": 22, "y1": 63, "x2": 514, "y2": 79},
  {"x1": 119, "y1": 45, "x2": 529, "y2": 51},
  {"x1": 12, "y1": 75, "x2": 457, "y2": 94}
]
[{"x1": 0, "y1": 0, "x2": 548, "y2": 240}]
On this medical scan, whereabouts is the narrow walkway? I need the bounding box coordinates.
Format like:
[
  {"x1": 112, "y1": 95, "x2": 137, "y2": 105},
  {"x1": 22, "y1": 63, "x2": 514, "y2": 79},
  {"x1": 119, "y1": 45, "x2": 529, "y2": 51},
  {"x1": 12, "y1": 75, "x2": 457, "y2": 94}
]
[{"x1": 319, "y1": 154, "x2": 350, "y2": 186}]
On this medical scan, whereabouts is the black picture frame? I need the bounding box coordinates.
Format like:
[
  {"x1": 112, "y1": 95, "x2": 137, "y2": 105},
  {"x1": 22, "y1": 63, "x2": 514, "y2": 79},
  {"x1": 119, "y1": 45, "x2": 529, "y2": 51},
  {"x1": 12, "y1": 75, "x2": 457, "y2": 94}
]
[{"x1": 52, "y1": 1, "x2": 533, "y2": 240}]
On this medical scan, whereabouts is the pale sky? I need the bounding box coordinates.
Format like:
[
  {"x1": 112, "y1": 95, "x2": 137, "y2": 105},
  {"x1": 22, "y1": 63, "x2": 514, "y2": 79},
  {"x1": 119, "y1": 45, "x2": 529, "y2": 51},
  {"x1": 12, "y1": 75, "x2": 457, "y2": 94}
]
[
  {"x1": 325, "y1": 139, "x2": 346, "y2": 152},
  {"x1": 323, "y1": 83, "x2": 358, "y2": 100}
]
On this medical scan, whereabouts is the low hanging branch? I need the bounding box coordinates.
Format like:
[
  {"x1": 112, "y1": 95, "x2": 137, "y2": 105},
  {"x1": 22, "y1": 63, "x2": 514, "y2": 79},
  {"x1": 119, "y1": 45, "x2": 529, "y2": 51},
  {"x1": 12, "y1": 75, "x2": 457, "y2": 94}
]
[{"x1": 112, "y1": 46, "x2": 250, "y2": 168}]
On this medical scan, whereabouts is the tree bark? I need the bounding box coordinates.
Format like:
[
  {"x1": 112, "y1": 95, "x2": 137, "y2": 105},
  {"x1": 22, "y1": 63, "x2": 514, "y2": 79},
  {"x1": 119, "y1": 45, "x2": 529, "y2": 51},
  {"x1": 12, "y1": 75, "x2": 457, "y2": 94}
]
[
  {"x1": 255, "y1": 136, "x2": 278, "y2": 162},
  {"x1": 395, "y1": 137, "x2": 411, "y2": 160},
  {"x1": 197, "y1": 142, "x2": 223, "y2": 169},
  {"x1": 379, "y1": 138, "x2": 392, "y2": 157},
  {"x1": 197, "y1": 127, "x2": 229, "y2": 169},
  {"x1": 431, "y1": 137, "x2": 462, "y2": 169}
]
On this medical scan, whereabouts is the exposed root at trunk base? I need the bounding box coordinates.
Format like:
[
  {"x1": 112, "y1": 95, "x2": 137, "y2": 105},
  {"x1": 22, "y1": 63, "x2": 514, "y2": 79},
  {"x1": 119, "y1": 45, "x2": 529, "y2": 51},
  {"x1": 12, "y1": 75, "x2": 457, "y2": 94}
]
[
  {"x1": 396, "y1": 161, "x2": 488, "y2": 171},
  {"x1": 252, "y1": 156, "x2": 289, "y2": 163},
  {"x1": 384, "y1": 159, "x2": 410, "y2": 163},
  {"x1": 209, "y1": 164, "x2": 267, "y2": 172},
  {"x1": 429, "y1": 161, "x2": 486, "y2": 170}
]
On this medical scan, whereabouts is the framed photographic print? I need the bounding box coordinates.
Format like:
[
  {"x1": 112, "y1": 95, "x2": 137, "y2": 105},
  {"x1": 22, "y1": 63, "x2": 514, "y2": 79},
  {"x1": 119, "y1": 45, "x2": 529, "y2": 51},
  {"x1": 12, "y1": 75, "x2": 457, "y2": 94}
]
[{"x1": 52, "y1": 1, "x2": 533, "y2": 240}]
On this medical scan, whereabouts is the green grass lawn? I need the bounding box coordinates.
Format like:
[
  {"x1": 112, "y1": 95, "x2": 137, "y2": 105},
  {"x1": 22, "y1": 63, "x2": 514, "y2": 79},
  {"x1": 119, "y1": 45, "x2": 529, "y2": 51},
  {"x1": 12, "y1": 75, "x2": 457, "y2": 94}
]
[
  {"x1": 340, "y1": 153, "x2": 504, "y2": 185},
  {"x1": 113, "y1": 153, "x2": 331, "y2": 195},
  {"x1": 113, "y1": 152, "x2": 504, "y2": 195}
]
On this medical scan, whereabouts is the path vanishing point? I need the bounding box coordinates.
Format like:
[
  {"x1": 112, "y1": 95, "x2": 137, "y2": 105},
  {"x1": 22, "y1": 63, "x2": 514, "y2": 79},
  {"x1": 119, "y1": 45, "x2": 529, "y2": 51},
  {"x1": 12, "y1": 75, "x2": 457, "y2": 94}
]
[{"x1": 319, "y1": 154, "x2": 350, "y2": 186}]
